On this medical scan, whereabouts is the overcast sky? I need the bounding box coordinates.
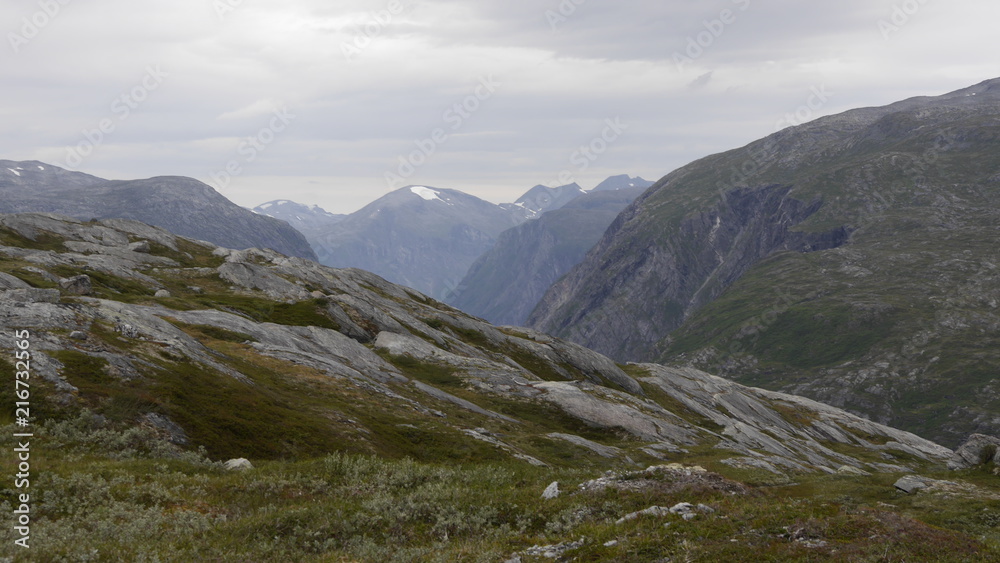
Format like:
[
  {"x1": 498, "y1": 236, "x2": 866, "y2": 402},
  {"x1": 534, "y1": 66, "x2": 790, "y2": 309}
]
[{"x1": 2, "y1": 0, "x2": 997, "y2": 214}]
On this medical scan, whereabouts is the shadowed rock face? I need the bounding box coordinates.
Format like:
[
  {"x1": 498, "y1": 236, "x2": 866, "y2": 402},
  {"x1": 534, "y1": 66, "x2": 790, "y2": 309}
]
[
  {"x1": 0, "y1": 212, "x2": 954, "y2": 473},
  {"x1": 948, "y1": 434, "x2": 1000, "y2": 470},
  {"x1": 0, "y1": 162, "x2": 316, "y2": 260},
  {"x1": 528, "y1": 184, "x2": 849, "y2": 361}
]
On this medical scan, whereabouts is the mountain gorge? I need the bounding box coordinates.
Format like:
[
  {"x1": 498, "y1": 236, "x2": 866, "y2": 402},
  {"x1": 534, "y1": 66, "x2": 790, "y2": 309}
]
[
  {"x1": 301, "y1": 186, "x2": 530, "y2": 301},
  {"x1": 528, "y1": 78, "x2": 1000, "y2": 448},
  {"x1": 448, "y1": 186, "x2": 646, "y2": 326}
]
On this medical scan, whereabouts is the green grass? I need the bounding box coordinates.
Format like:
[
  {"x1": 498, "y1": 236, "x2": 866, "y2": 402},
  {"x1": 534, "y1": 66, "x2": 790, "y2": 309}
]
[
  {"x1": 0, "y1": 226, "x2": 68, "y2": 252},
  {"x1": 380, "y1": 353, "x2": 465, "y2": 388},
  {"x1": 749, "y1": 303, "x2": 897, "y2": 369},
  {"x1": 187, "y1": 295, "x2": 340, "y2": 329},
  {"x1": 173, "y1": 322, "x2": 258, "y2": 343}
]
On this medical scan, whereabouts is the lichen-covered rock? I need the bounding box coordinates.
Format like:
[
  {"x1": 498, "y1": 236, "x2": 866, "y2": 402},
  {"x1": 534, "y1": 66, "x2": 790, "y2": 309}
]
[
  {"x1": 894, "y1": 475, "x2": 930, "y2": 494},
  {"x1": 948, "y1": 434, "x2": 1000, "y2": 470},
  {"x1": 0, "y1": 272, "x2": 30, "y2": 290},
  {"x1": 59, "y1": 274, "x2": 92, "y2": 295},
  {"x1": 1, "y1": 288, "x2": 60, "y2": 303},
  {"x1": 224, "y1": 458, "x2": 254, "y2": 471}
]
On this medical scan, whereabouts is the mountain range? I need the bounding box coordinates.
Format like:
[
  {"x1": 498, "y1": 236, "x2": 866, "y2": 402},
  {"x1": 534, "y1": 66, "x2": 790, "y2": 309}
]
[
  {"x1": 528, "y1": 77, "x2": 1000, "y2": 448},
  {"x1": 0, "y1": 161, "x2": 316, "y2": 260},
  {"x1": 254, "y1": 177, "x2": 651, "y2": 302}
]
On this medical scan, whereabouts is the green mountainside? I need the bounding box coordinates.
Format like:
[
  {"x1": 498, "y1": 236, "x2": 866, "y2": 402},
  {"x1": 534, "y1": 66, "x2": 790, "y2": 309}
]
[
  {"x1": 528, "y1": 77, "x2": 1000, "y2": 449},
  {"x1": 1, "y1": 212, "x2": 997, "y2": 560}
]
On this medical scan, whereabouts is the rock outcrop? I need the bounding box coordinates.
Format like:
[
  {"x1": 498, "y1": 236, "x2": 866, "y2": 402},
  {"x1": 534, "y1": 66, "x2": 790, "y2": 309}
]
[
  {"x1": 0, "y1": 212, "x2": 956, "y2": 473},
  {"x1": 948, "y1": 434, "x2": 1000, "y2": 470}
]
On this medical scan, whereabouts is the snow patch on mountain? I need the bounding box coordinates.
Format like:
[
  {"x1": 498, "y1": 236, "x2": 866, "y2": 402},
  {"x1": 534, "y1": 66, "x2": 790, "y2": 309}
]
[
  {"x1": 410, "y1": 186, "x2": 453, "y2": 205},
  {"x1": 410, "y1": 186, "x2": 441, "y2": 200}
]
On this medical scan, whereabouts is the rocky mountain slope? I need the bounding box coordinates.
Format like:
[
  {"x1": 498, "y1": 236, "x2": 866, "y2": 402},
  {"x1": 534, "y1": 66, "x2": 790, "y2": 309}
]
[
  {"x1": 528, "y1": 77, "x2": 1000, "y2": 447},
  {"x1": 448, "y1": 186, "x2": 645, "y2": 326},
  {"x1": 3, "y1": 212, "x2": 998, "y2": 561},
  {"x1": 0, "y1": 160, "x2": 317, "y2": 260},
  {"x1": 0, "y1": 211, "x2": 954, "y2": 473}
]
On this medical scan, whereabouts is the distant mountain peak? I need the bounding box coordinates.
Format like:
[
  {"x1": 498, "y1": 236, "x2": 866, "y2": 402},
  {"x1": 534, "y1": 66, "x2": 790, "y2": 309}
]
[
  {"x1": 591, "y1": 174, "x2": 654, "y2": 192},
  {"x1": 0, "y1": 160, "x2": 316, "y2": 260},
  {"x1": 514, "y1": 183, "x2": 586, "y2": 214},
  {"x1": 408, "y1": 185, "x2": 453, "y2": 205}
]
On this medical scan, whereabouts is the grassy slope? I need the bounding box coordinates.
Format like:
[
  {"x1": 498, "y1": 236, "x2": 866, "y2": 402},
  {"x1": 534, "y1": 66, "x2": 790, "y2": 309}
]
[{"x1": 1, "y1": 418, "x2": 998, "y2": 561}]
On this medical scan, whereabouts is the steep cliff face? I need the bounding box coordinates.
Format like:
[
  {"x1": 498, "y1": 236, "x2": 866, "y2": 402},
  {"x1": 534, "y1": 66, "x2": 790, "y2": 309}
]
[
  {"x1": 528, "y1": 78, "x2": 1000, "y2": 447},
  {"x1": 449, "y1": 187, "x2": 644, "y2": 326},
  {"x1": 528, "y1": 184, "x2": 849, "y2": 360}
]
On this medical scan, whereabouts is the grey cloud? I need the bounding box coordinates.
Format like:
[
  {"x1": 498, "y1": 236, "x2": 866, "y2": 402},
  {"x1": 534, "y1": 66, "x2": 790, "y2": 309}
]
[{"x1": 1, "y1": 0, "x2": 998, "y2": 213}]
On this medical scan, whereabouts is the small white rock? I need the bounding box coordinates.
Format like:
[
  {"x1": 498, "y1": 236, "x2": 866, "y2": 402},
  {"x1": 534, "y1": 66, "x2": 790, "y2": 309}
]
[
  {"x1": 669, "y1": 502, "x2": 695, "y2": 514},
  {"x1": 542, "y1": 481, "x2": 560, "y2": 500},
  {"x1": 224, "y1": 458, "x2": 254, "y2": 471}
]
